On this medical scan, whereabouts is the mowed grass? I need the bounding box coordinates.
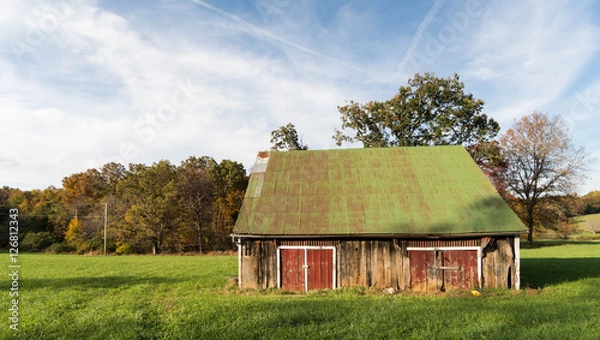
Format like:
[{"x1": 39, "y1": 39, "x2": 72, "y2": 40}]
[{"x1": 2, "y1": 242, "x2": 599, "y2": 340}]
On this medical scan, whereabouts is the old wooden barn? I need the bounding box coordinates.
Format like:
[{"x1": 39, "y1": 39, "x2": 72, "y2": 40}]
[{"x1": 231, "y1": 146, "x2": 527, "y2": 292}]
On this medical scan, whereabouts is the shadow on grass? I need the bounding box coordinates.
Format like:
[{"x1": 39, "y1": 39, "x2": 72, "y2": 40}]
[
  {"x1": 22, "y1": 276, "x2": 182, "y2": 290},
  {"x1": 521, "y1": 257, "x2": 600, "y2": 288},
  {"x1": 521, "y1": 240, "x2": 600, "y2": 249}
]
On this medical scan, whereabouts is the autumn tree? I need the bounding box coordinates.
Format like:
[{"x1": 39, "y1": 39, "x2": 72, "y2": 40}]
[
  {"x1": 499, "y1": 112, "x2": 590, "y2": 244},
  {"x1": 40, "y1": 186, "x2": 71, "y2": 240},
  {"x1": 6, "y1": 188, "x2": 66, "y2": 236},
  {"x1": 4, "y1": 155, "x2": 247, "y2": 254},
  {"x1": 100, "y1": 162, "x2": 127, "y2": 196},
  {"x1": 583, "y1": 191, "x2": 600, "y2": 214},
  {"x1": 333, "y1": 73, "x2": 500, "y2": 147},
  {"x1": 62, "y1": 169, "x2": 109, "y2": 205},
  {"x1": 0, "y1": 186, "x2": 71, "y2": 251},
  {"x1": 0, "y1": 187, "x2": 13, "y2": 248},
  {"x1": 467, "y1": 141, "x2": 509, "y2": 198},
  {"x1": 270, "y1": 123, "x2": 308, "y2": 151},
  {"x1": 0, "y1": 186, "x2": 9, "y2": 208},
  {"x1": 117, "y1": 161, "x2": 180, "y2": 254},
  {"x1": 62, "y1": 169, "x2": 113, "y2": 252},
  {"x1": 209, "y1": 159, "x2": 248, "y2": 250},
  {"x1": 178, "y1": 156, "x2": 216, "y2": 253}
]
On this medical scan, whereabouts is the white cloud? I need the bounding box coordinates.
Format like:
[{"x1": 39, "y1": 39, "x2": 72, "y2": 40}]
[
  {"x1": 1, "y1": 0, "x2": 362, "y2": 189},
  {"x1": 462, "y1": 0, "x2": 600, "y2": 124}
]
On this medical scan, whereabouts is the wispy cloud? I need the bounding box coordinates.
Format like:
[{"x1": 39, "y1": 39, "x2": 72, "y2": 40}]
[
  {"x1": 462, "y1": 0, "x2": 600, "y2": 122},
  {"x1": 190, "y1": 0, "x2": 368, "y2": 75},
  {"x1": 397, "y1": 0, "x2": 446, "y2": 74},
  {"x1": 1, "y1": 0, "x2": 359, "y2": 189}
]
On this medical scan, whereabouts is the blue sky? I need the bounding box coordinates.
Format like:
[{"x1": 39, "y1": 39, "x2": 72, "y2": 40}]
[{"x1": 1, "y1": 0, "x2": 599, "y2": 194}]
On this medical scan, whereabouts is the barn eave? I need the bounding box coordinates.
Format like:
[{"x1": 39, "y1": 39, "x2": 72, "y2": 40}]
[{"x1": 230, "y1": 230, "x2": 525, "y2": 240}]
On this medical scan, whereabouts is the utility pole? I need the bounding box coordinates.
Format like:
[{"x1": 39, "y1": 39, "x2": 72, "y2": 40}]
[{"x1": 103, "y1": 203, "x2": 108, "y2": 256}]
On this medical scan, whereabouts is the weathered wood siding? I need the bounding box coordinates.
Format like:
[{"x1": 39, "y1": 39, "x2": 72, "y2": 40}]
[
  {"x1": 337, "y1": 239, "x2": 409, "y2": 290},
  {"x1": 239, "y1": 237, "x2": 518, "y2": 291},
  {"x1": 240, "y1": 239, "x2": 277, "y2": 289},
  {"x1": 481, "y1": 237, "x2": 516, "y2": 289}
]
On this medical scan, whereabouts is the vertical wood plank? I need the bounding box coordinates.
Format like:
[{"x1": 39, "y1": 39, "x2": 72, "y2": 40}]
[
  {"x1": 281, "y1": 249, "x2": 305, "y2": 291},
  {"x1": 393, "y1": 241, "x2": 403, "y2": 290},
  {"x1": 241, "y1": 241, "x2": 259, "y2": 289},
  {"x1": 307, "y1": 249, "x2": 334, "y2": 290},
  {"x1": 402, "y1": 242, "x2": 411, "y2": 290},
  {"x1": 442, "y1": 250, "x2": 478, "y2": 291},
  {"x1": 409, "y1": 250, "x2": 431, "y2": 292},
  {"x1": 389, "y1": 241, "x2": 399, "y2": 290},
  {"x1": 266, "y1": 240, "x2": 278, "y2": 288}
]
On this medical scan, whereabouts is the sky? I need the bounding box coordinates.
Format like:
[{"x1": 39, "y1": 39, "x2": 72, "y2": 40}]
[{"x1": 1, "y1": 0, "x2": 599, "y2": 195}]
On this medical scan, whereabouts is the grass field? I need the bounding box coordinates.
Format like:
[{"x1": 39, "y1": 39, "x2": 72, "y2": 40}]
[
  {"x1": 2, "y1": 242, "x2": 600, "y2": 339},
  {"x1": 571, "y1": 213, "x2": 600, "y2": 237}
]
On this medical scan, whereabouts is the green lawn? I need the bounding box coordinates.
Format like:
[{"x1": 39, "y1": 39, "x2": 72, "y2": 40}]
[
  {"x1": 2, "y1": 242, "x2": 600, "y2": 339},
  {"x1": 572, "y1": 213, "x2": 600, "y2": 236}
]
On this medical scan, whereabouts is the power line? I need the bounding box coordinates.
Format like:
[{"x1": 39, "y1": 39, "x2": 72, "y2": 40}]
[{"x1": 0, "y1": 213, "x2": 105, "y2": 218}]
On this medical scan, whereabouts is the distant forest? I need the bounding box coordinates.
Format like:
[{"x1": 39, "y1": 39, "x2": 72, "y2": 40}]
[{"x1": 0, "y1": 156, "x2": 247, "y2": 254}]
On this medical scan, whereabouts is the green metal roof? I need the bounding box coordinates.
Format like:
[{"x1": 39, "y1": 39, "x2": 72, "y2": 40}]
[{"x1": 233, "y1": 146, "x2": 526, "y2": 237}]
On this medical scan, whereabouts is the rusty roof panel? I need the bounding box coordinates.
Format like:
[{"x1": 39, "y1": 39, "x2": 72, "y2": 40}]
[{"x1": 234, "y1": 146, "x2": 527, "y2": 236}]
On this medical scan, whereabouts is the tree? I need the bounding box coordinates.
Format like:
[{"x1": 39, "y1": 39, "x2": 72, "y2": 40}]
[
  {"x1": 62, "y1": 169, "x2": 109, "y2": 205},
  {"x1": 467, "y1": 141, "x2": 509, "y2": 199},
  {"x1": 582, "y1": 191, "x2": 600, "y2": 214},
  {"x1": 209, "y1": 159, "x2": 248, "y2": 250},
  {"x1": 117, "y1": 160, "x2": 180, "y2": 254},
  {"x1": 499, "y1": 112, "x2": 590, "y2": 244},
  {"x1": 333, "y1": 73, "x2": 499, "y2": 147},
  {"x1": 62, "y1": 170, "x2": 110, "y2": 250},
  {"x1": 0, "y1": 186, "x2": 14, "y2": 248},
  {"x1": 41, "y1": 186, "x2": 71, "y2": 240},
  {"x1": 178, "y1": 157, "x2": 216, "y2": 253},
  {"x1": 100, "y1": 162, "x2": 127, "y2": 196},
  {"x1": 270, "y1": 123, "x2": 308, "y2": 151}
]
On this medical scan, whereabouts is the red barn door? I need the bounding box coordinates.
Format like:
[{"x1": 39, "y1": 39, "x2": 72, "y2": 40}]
[
  {"x1": 281, "y1": 249, "x2": 305, "y2": 291},
  {"x1": 280, "y1": 248, "x2": 334, "y2": 291},
  {"x1": 306, "y1": 249, "x2": 334, "y2": 290},
  {"x1": 409, "y1": 249, "x2": 479, "y2": 292},
  {"x1": 409, "y1": 250, "x2": 440, "y2": 292},
  {"x1": 442, "y1": 250, "x2": 478, "y2": 291}
]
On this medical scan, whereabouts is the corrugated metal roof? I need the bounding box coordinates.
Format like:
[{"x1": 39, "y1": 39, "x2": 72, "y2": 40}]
[{"x1": 234, "y1": 146, "x2": 527, "y2": 237}]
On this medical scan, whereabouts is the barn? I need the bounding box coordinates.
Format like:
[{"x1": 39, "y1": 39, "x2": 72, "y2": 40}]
[{"x1": 231, "y1": 146, "x2": 527, "y2": 292}]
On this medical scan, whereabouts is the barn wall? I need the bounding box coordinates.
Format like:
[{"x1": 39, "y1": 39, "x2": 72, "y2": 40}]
[
  {"x1": 239, "y1": 236, "x2": 519, "y2": 291},
  {"x1": 337, "y1": 239, "x2": 409, "y2": 290},
  {"x1": 481, "y1": 236, "x2": 517, "y2": 289},
  {"x1": 240, "y1": 239, "x2": 277, "y2": 289}
]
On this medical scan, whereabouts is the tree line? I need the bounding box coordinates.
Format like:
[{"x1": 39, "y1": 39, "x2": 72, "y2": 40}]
[{"x1": 0, "y1": 157, "x2": 247, "y2": 254}]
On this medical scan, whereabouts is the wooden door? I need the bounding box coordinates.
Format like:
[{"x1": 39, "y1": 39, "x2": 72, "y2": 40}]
[
  {"x1": 306, "y1": 249, "x2": 334, "y2": 291},
  {"x1": 281, "y1": 249, "x2": 305, "y2": 291},
  {"x1": 442, "y1": 250, "x2": 478, "y2": 291},
  {"x1": 409, "y1": 250, "x2": 441, "y2": 292},
  {"x1": 280, "y1": 248, "x2": 334, "y2": 291},
  {"x1": 409, "y1": 249, "x2": 478, "y2": 292}
]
